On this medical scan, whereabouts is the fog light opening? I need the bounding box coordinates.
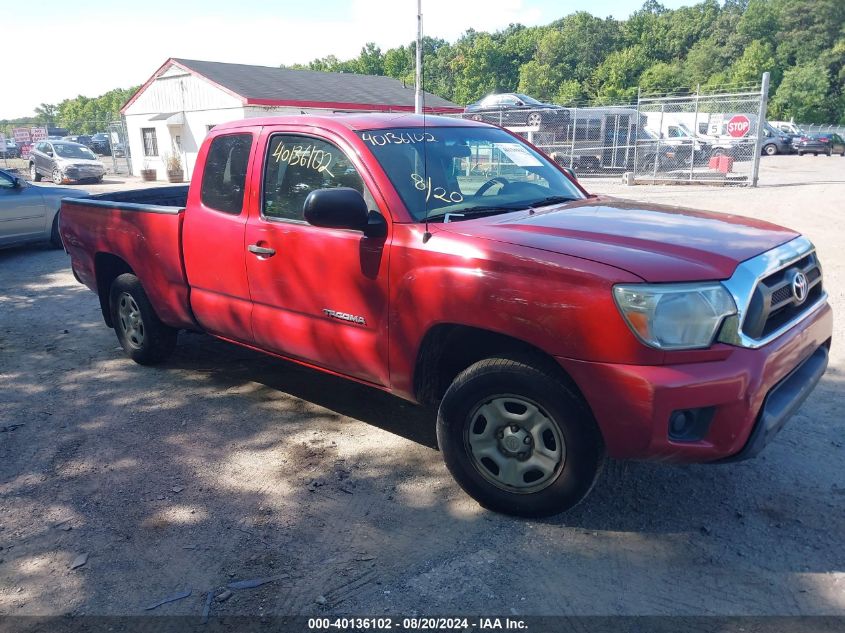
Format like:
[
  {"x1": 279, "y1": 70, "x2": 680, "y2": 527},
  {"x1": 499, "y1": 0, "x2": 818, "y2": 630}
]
[{"x1": 668, "y1": 407, "x2": 716, "y2": 442}]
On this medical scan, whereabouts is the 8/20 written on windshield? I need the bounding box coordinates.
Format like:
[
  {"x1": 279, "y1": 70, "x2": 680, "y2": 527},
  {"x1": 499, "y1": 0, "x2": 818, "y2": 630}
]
[{"x1": 411, "y1": 173, "x2": 464, "y2": 204}]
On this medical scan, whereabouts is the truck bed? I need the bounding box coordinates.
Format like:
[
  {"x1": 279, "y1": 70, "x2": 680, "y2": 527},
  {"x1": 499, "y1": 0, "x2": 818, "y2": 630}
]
[
  {"x1": 60, "y1": 185, "x2": 196, "y2": 330},
  {"x1": 79, "y1": 185, "x2": 190, "y2": 210}
]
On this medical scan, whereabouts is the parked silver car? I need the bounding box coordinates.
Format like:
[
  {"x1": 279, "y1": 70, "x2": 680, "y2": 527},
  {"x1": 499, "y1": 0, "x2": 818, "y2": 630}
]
[
  {"x1": 29, "y1": 140, "x2": 106, "y2": 185},
  {"x1": 0, "y1": 169, "x2": 88, "y2": 249}
]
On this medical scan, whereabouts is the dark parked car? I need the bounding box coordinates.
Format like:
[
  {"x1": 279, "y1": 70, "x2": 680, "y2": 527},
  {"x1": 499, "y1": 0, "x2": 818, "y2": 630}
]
[
  {"x1": 2, "y1": 139, "x2": 20, "y2": 158},
  {"x1": 90, "y1": 133, "x2": 112, "y2": 155},
  {"x1": 0, "y1": 168, "x2": 87, "y2": 249},
  {"x1": 794, "y1": 133, "x2": 845, "y2": 156},
  {"x1": 464, "y1": 93, "x2": 569, "y2": 129},
  {"x1": 62, "y1": 134, "x2": 93, "y2": 148},
  {"x1": 29, "y1": 140, "x2": 106, "y2": 184},
  {"x1": 761, "y1": 124, "x2": 795, "y2": 156}
]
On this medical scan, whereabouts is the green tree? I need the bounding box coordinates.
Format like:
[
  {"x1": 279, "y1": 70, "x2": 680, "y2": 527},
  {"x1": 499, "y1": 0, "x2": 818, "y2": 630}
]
[
  {"x1": 770, "y1": 63, "x2": 833, "y2": 123},
  {"x1": 730, "y1": 39, "x2": 776, "y2": 85},
  {"x1": 639, "y1": 61, "x2": 687, "y2": 93},
  {"x1": 355, "y1": 43, "x2": 384, "y2": 76}
]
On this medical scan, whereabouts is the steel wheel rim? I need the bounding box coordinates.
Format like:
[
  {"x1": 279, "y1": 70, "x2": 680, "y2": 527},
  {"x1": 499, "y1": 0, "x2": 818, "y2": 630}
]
[
  {"x1": 117, "y1": 292, "x2": 144, "y2": 349},
  {"x1": 464, "y1": 394, "x2": 565, "y2": 494},
  {"x1": 53, "y1": 169, "x2": 62, "y2": 184},
  {"x1": 527, "y1": 113, "x2": 541, "y2": 126}
]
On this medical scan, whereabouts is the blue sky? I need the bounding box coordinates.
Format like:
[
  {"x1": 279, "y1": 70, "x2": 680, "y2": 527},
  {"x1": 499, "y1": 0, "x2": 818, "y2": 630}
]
[{"x1": 4, "y1": 0, "x2": 694, "y2": 119}]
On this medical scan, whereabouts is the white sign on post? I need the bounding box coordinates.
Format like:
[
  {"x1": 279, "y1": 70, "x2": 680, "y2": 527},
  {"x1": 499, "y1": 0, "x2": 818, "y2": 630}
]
[{"x1": 30, "y1": 127, "x2": 48, "y2": 142}]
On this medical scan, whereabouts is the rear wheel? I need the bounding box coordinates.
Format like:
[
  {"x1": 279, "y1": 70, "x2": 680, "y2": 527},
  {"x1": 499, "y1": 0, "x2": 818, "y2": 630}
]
[
  {"x1": 109, "y1": 273, "x2": 177, "y2": 365},
  {"x1": 30, "y1": 163, "x2": 41, "y2": 182},
  {"x1": 437, "y1": 355, "x2": 605, "y2": 517}
]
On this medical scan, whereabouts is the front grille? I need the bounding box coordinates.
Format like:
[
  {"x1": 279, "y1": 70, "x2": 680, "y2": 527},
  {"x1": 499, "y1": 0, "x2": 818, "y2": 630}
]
[{"x1": 741, "y1": 253, "x2": 823, "y2": 340}]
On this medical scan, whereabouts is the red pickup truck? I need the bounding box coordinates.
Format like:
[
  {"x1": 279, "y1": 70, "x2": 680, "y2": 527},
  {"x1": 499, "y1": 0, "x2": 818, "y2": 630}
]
[{"x1": 60, "y1": 114, "x2": 832, "y2": 517}]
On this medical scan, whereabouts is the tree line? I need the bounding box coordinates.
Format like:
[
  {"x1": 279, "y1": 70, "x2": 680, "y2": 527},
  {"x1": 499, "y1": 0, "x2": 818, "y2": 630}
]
[
  {"x1": 1, "y1": 87, "x2": 138, "y2": 137},
  {"x1": 288, "y1": 0, "x2": 845, "y2": 124}
]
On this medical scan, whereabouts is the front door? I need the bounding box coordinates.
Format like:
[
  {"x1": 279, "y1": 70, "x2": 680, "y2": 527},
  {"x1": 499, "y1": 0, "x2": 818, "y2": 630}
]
[{"x1": 244, "y1": 130, "x2": 391, "y2": 386}]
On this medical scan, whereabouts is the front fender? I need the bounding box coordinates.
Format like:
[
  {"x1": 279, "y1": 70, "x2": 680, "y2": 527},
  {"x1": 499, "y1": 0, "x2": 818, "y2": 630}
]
[{"x1": 386, "y1": 224, "x2": 661, "y2": 399}]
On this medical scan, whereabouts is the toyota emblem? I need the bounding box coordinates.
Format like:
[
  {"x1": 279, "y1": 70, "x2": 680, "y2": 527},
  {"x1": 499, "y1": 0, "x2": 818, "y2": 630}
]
[{"x1": 791, "y1": 271, "x2": 809, "y2": 304}]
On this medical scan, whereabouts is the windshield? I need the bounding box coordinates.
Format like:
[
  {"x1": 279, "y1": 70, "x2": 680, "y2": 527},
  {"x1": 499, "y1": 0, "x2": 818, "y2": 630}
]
[
  {"x1": 53, "y1": 143, "x2": 96, "y2": 159},
  {"x1": 358, "y1": 126, "x2": 583, "y2": 222}
]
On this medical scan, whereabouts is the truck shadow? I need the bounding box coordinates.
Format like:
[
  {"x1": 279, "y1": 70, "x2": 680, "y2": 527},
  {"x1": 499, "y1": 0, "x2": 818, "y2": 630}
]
[{"x1": 168, "y1": 331, "x2": 438, "y2": 449}]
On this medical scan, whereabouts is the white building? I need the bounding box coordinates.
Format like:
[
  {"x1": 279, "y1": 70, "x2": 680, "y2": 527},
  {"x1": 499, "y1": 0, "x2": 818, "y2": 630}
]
[{"x1": 121, "y1": 58, "x2": 461, "y2": 179}]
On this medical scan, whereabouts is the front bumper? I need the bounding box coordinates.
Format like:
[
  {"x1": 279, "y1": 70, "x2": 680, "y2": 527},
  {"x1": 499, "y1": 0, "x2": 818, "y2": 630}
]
[{"x1": 557, "y1": 301, "x2": 833, "y2": 462}]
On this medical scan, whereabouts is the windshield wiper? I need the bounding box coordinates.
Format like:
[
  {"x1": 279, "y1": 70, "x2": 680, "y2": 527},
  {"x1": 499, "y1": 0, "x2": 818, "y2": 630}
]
[
  {"x1": 426, "y1": 205, "x2": 525, "y2": 221},
  {"x1": 524, "y1": 195, "x2": 578, "y2": 208}
]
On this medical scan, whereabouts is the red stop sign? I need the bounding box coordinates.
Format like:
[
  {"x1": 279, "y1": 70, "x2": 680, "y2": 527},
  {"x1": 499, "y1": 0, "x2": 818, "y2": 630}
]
[{"x1": 727, "y1": 115, "x2": 751, "y2": 138}]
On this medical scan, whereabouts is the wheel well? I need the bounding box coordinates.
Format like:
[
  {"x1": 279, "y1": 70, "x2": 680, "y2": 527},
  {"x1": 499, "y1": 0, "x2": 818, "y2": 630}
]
[
  {"x1": 94, "y1": 253, "x2": 134, "y2": 328},
  {"x1": 413, "y1": 324, "x2": 584, "y2": 408}
]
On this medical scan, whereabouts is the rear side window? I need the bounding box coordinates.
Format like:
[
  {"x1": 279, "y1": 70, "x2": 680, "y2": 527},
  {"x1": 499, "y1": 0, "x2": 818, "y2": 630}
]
[{"x1": 201, "y1": 133, "x2": 253, "y2": 215}]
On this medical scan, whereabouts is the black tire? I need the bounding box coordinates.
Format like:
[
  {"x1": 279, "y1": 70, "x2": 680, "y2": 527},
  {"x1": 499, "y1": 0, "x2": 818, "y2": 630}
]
[
  {"x1": 49, "y1": 213, "x2": 62, "y2": 249},
  {"x1": 436, "y1": 355, "x2": 605, "y2": 517},
  {"x1": 109, "y1": 273, "x2": 177, "y2": 365},
  {"x1": 798, "y1": 152, "x2": 804, "y2": 156},
  {"x1": 30, "y1": 163, "x2": 42, "y2": 182}
]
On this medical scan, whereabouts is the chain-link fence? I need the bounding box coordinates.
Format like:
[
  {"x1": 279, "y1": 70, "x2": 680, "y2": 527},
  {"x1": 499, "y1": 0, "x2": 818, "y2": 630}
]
[
  {"x1": 796, "y1": 123, "x2": 845, "y2": 136},
  {"x1": 450, "y1": 79, "x2": 769, "y2": 186},
  {"x1": 634, "y1": 87, "x2": 766, "y2": 185},
  {"x1": 1, "y1": 119, "x2": 132, "y2": 178}
]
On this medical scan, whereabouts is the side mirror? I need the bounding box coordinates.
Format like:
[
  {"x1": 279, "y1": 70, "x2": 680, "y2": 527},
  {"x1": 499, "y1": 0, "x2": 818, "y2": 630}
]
[
  {"x1": 560, "y1": 166, "x2": 577, "y2": 181},
  {"x1": 13, "y1": 176, "x2": 23, "y2": 188},
  {"x1": 303, "y1": 187, "x2": 370, "y2": 233}
]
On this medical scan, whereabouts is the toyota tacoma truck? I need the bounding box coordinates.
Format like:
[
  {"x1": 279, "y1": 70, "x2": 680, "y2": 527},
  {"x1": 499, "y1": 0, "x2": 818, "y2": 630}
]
[{"x1": 59, "y1": 115, "x2": 832, "y2": 517}]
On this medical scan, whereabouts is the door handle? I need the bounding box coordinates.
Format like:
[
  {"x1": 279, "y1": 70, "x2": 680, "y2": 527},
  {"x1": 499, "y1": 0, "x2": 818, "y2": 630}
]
[{"x1": 248, "y1": 244, "x2": 276, "y2": 257}]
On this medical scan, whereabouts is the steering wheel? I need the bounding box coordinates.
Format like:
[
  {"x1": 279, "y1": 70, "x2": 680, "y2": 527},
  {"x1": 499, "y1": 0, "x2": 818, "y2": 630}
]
[{"x1": 475, "y1": 176, "x2": 510, "y2": 196}]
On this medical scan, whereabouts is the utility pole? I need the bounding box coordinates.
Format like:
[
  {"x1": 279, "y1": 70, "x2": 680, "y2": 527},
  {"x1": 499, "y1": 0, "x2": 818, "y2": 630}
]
[{"x1": 415, "y1": 0, "x2": 423, "y2": 114}]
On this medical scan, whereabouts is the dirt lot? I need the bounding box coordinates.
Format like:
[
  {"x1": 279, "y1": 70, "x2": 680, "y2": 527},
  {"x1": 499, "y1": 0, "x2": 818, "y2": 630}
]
[{"x1": 1, "y1": 155, "x2": 843, "y2": 618}]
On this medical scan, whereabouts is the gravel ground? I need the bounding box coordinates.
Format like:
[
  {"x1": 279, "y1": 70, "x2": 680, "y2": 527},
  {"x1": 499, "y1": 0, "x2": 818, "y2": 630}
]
[{"x1": 0, "y1": 155, "x2": 843, "y2": 617}]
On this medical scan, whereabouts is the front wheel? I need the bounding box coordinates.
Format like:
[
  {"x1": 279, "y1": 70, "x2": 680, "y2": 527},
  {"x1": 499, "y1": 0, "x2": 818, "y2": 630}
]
[
  {"x1": 109, "y1": 273, "x2": 177, "y2": 365},
  {"x1": 30, "y1": 163, "x2": 42, "y2": 182},
  {"x1": 437, "y1": 356, "x2": 605, "y2": 517},
  {"x1": 52, "y1": 168, "x2": 64, "y2": 184},
  {"x1": 526, "y1": 112, "x2": 542, "y2": 128},
  {"x1": 763, "y1": 144, "x2": 778, "y2": 156},
  {"x1": 49, "y1": 213, "x2": 62, "y2": 249}
]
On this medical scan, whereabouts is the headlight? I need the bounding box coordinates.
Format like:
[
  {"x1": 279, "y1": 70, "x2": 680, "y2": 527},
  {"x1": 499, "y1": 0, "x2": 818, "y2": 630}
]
[{"x1": 613, "y1": 283, "x2": 737, "y2": 350}]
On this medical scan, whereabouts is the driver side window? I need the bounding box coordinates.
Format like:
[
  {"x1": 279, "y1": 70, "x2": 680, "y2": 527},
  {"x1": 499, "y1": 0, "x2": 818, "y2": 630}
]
[{"x1": 262, "y1": 135, "x2": 371, "y2": 222}]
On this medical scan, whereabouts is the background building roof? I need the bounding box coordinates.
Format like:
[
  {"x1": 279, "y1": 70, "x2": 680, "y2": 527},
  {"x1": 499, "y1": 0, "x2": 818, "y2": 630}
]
[{"x1": 122, "y1": 58, "x2": 461, "y2": 113}]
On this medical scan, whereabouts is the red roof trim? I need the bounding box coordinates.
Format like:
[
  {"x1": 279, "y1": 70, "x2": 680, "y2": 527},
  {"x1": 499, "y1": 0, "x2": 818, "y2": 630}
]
[{"x1": 244, "y1": 98, "x2": 462, "y2": 113}]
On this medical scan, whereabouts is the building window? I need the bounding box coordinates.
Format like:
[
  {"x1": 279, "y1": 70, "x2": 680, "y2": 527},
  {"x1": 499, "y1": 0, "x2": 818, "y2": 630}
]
[{"x1": 141, "y1": 128, "x2": 158, "y2": 157}]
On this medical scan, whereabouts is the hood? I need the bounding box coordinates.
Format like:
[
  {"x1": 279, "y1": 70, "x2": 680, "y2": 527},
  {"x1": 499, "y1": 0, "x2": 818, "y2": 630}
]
[
  {"x1": 438, "y1": 197, "x2": 798, "y2": 282},
  {"x1": 56, "y1": 157, "x2": 102, "y2": 167}
]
